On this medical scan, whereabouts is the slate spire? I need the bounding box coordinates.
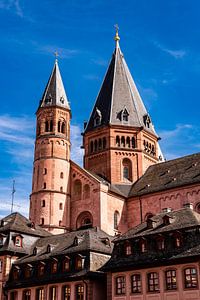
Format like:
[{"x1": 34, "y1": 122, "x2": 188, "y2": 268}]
[
  {"x1": 38, "y1": 59, "x2": 70, "y2": 110},
  {"x1": 85, "y1": 29, "x2": 157, "y2": 136}
]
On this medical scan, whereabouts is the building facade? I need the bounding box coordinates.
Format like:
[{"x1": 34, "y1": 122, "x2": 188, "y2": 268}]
[{"x1": 1, "y1": 29, "x2": 200, "y2": 299}]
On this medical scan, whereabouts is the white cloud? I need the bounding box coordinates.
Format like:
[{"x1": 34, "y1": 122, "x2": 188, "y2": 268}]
[
  {"x1": 91, "y1": 58, "x2": 107, "y2": 66},
  {"x1": 154, "y1": 41, "x2": 186, "y2": 59},
  {"x1": 32, "y1": 42, "x2": 79, "y2": 59},
  {"x1": 83, "y1": 74, "x2": 100, "y2": 81},
  {"x1": 0, "y1": 0, "x2": 23, "y2": 17},
  {"x1": 71, "y1": 124, "x2": 84, "y2": 166},
  {"x1": 0, "y1": 115, "x2": 84, "y2": 218},
  {"x1": 159, "y1": 124, "x2": 200, "y2": 160}
]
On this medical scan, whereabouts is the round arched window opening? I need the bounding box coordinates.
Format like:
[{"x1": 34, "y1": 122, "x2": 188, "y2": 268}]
[
  {"x1": 76, "y1": 211, "x2": 93, "y2": 229},
  {"x1": 195, "y1": 202, "x2": 200, "y2": 214}
]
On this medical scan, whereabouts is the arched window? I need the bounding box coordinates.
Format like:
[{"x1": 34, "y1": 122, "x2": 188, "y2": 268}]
[
  {"x1": 76, "y1": 211, "x2": 93, "y2": 229},
  {"x1": 126, "y1": 137, "x2": 130, "y2": 148},
  {"x1": 58, "y1": 121, "x2": 61, "y2": 132},
  {"x1": 60, "y1": 172, "x2": 64, "y2": 179},
  {"x1": 98, "y1": 138, "x2": 102, "y2": 150},
  {"x1": 59, "y1": 203, "x2": 63, "y2": 210},
  {"x1": 41, "y1": 218, "x2": 44, "y2": 225},
  {"x1": 195, "y1": 202, "x2": 200, "y2": 213},
  {"x1": 114, "y1": 211, "x2": 120, "y2": 230},
  {"x1": 103, "y1": 137, "x2": 106, "y2": 149},
  {"x1": 37, "y1": 125, "x2": 41, "y2": 136},
  {"x1": 132, "y1": 137, "x2": 136, "y2": 148},
  {"x1": 122, "y1": 158, "x2": 132, "y2": 181},
  {"x1": 45, "y1": 121, "x2": 49, "y2": 132},
  {"x1": 60, "y1": 186, "x2": 63, "y2": 192},
  {"x1": 49, "y1": 120, "x2": 53, "y2": 131},
  {"x1": 121, "y1": 136, "x2": 125, "y2": 147},
  {"x1": 74, "y1": 180, "x2": 82, "y2": 197},
  {"x1": 61, "y1": 122, "x2": 66, "y2": 134},
  {"x1": 83, "y1": 184, "x2": 90, "y2": 199},
  {"x1": 43, "y1": 182, "x2": 46, "y2": 189},
  {"x1": 43, "y1": 168, "x2": 47, "y2": 175},
  {"x1": 41, "y1": 200, "x2": 45, "y2": 208},
  {"x1": 116, "y1": 136, "x2": 120, "y2": 147},
  {"x1": 94, "y1": 140, "x2": 98, "y2": 152},
  {"x1": 90, "y1": 141, "x2": 94, "y2": 153}
]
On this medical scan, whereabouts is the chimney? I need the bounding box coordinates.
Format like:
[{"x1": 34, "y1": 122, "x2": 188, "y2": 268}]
[{"x1": 183, "y1": 203, "x2": 193, "y2": 210}]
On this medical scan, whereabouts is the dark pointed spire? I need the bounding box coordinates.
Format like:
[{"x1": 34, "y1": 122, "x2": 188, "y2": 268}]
[
  {"x1": 85, "y1": 29, "x2": 157, "y2": 136},
  {"x1": 38, "y1": 59, "x2": 70, "y2": 111}
]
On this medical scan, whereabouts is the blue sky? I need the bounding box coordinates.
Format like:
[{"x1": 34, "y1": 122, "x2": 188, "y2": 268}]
[{"x1": 0, "y1": 0, "x2": 200, "y2": 218}]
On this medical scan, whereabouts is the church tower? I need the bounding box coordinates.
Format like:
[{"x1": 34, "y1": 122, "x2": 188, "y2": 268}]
[
  {"x1": 83, "y1": 28, "x2": 163, "y2": 184},
  {"x1": 30, "y1": 58, "x2": 71, "y2": 234}
]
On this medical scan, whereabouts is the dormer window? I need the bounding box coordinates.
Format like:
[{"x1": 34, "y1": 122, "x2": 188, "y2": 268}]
[
  {"x1": 143, "y1": 114, "x2": 151, "y2": 128},
  {"x1": 156, "y1": 235, "x2": 165, "y2": 250},
  {"x1": 33, "y1": 247, "x2": 37, "y2": 255},
  {"x1": 38, "y1": 262, "x2": 45, "y2": 277},
  {"x1": 13, "y1": 235, "x2": 23, "y2": 247},
  {"x1": 93, "y1": 108, "x2": 102, "y2": 127},
  {"x1": 13, "y1": 266, "x2": 20, "y2": 280},
  {"x1": 47, "y1": 244, "x2": 52, "y2": 253},
  {"x1": 75, "y1": 255, "x2": 85, "y2": 270},
  {"x1": 63, "y1": 256, "x2": 70, "y2": 272},
  {"x1": 60, "y1": 96, "x2": 65, "y2": 104},
  {"x1": 24, "y1": 264, "x2": 32, "y2": 278},
  {"x1": 51, "y1": 260, "x2": 58, "y2": 274},
  {"x1": 139, "y1": 238, "x2": 147, "y2": 253},
  {"x1": 121, "y1": 108, "x2": 129, "y2": 122},
  {"x1": 163, "y1": 215, "x2": 173, "y2": 225},
  {"x1": 45, "y1": 93, "x2": 52, "y2": 104},
  {"x1": 173, "y1": 232, "x2": 182, "y2": 248},
  {"x1": 124, "y1": 242, "x2": 132, "y2": 256}
]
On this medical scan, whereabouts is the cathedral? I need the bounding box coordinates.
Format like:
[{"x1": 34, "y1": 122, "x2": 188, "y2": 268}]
[{"x1": 1, "y1": 29, "x2": 200, "y2": 300}]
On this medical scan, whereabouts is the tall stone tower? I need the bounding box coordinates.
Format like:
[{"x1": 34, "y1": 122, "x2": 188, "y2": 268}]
[
  {"x1": 30, "y1": 59, "x2": 71, "y2": 234},
  {"x1": 83, "y1": 29, "x2": 163, "y2": 184}
]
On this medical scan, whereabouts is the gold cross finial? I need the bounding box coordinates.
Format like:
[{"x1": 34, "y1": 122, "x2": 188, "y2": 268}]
[
  {"x1": 114, "y1": 24, "x2": 120, "y2": 42},
  {"x1": 54, "y1": 51, "x2": 59, "y2": 61}
]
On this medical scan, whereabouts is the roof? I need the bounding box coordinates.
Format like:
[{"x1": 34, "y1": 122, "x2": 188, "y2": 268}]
[
  {"x1": 102, "y1": 207, "x2": 200, "y2": 271},
  {"x1": 84, "y1": 39, "x2": 157, "y2": 136},
  {"x1": 38, "y1": 60, "x2": 70, "y2": 111},
  {"x1": 116, "y1": 207, "x2": 200, "y2": 241},
  {"x1": 129, "y1": 152, "x2": 200, "y2": 196},
  {"x1": 0, "y1": 212, "x2": 51, "y2": 237},
  {"x1": 14, "y1": 227, "x2": 113, "y2": 265}
]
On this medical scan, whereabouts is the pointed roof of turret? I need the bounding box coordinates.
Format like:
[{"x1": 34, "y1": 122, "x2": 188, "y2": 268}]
[
  {"x1": 84, "y1": 28, "x2": 157, "y2": 136},
  {"x1": 38, "y1": 59, "x2": 70, "y2": 111}
]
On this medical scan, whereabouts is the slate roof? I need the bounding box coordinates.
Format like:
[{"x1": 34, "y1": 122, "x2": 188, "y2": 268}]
[
  {"x1": 102, "y1": 207, "x2": 200, "y2": 271},
  {"x1": 84, "y1": 40, "x2": 157, "y2": 136},
  {"x1": 14, "y1": 227, "x2": 113, "y2": 265},
  {"x1": 129, "y1": 152, "x2": 200, "y2": 197},
  {"x1": 116, "y1": 207, "x2": 200, "y2": 241},
  {"x1": 0, "y1": 213, "x2": 51, "y2": 237},
  {"x1": 38, "y1": 60, "x2": 70, "y2": 111}
]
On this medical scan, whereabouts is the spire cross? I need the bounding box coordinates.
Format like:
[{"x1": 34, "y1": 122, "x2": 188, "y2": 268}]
[
  {"x1": 114, "y1": 24, "x2": 120, "y2": 44},
  {"x1": 54, "y1": 51, "x2": 59, "y2": 62}
]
